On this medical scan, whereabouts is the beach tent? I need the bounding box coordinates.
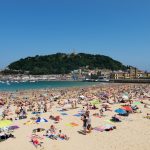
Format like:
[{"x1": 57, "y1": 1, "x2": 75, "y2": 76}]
[
  {"x1": 36, "y1": 118, "x2": 48, "y2": 123},
  {"x1": 0, "y1": 120, "x2": 12, "y2": 128},
  {"x1": 115, "y1": 108, "x2": 127, "y2": 115}
]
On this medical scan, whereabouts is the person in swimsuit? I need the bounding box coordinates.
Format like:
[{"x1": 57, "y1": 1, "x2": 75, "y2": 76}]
[{"x1": 82, "y1": 115, "x2": 87, "y2": 135}]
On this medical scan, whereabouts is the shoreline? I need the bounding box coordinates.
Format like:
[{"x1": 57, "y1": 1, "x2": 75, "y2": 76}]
[{"x1": 0, "y1": 82, "x2": 148, "y2": 93}]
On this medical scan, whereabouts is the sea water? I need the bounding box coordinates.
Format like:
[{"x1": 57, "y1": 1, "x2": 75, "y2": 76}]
[{"x1": 0, "y1": 81, "x2": 102, "y2": 91}]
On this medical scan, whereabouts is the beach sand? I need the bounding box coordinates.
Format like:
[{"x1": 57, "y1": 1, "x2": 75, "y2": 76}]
[{"x1": 0, "y1": 84, "x2": 150, "y2": 150}]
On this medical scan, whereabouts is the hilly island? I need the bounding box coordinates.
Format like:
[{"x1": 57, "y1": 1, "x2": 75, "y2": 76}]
[{"x1": 6, "y1": 53, "x2": 127, "y2": 75}]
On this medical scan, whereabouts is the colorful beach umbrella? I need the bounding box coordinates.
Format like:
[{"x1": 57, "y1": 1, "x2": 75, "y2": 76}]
[
  {"x1": 36, "y1": 118, "x2": 48, "y2": 123},
  {"x1": 133, "y1": 101, "x2": 141, "y2": 105},
  {"x1": 115, "y1": 108, "x2": 127, "y2": 115},
  {"x1": 0, "y1": 120, "x2": 12, "y2": 128},
  {"x1": 122, "y1": 106, "x2": 133, "y2": 112},
  {"x1": 90, "y1": 99, "x2": 100, "y2": 105}
]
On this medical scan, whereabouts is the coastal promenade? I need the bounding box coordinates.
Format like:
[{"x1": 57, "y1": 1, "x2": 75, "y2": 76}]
[{"x1": 110, "y1": 79, "x2": 150, "y2": 83}]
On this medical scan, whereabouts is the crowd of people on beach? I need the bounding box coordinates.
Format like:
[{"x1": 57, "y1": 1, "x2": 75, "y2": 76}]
[{"x1": 0, "y1": 83, "x2": 150, "y2": 148}]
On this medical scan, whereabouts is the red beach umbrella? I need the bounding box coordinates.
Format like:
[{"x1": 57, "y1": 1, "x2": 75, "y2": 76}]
[{"x1": 122, "y1": 106, "x2": 133, "y2": 112}]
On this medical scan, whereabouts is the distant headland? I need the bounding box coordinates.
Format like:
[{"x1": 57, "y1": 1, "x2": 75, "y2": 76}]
[
  {"x1": 5, "y1": 53, "x2": 127, "y2": 75},
  {"x1": 0, "y1": 53, "x2": 150, "y2": 82}
]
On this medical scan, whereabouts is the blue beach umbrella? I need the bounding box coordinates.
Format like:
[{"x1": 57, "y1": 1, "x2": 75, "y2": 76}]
[{"x1": 115, "y1": 108, "x2": 127, "y2": 115}]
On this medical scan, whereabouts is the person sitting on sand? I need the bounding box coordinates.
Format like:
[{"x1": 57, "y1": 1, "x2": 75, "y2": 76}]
[
  {"x1": 47, "y1": 125, "x2": 57, "y2": 140},
  {"x1": 15, "y1": 107, "x2": 20, "y2": 117},
  {"x1": 102, "y1": 104, "x2": 112, "y2": 111},
  {"x1": 81, "y1": 107, "x2": 86, "y2": 115},
  {"x1": 57, "y1": 130, "x2": 69, "y2": 140},
  {"x1": 91, "y1": 104, "x2": 98, "y2": 110},
  {"x1": 144, "y1": 113, "x2": 150, "y2": 119},
  {"x1": 99, "y1": 108, "x2": 104, "y2": 116}
]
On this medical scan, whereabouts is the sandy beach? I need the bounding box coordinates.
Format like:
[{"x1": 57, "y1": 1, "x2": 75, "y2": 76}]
[{"x1": 0, "y1": 83, "x2": 150, "y2": 150}]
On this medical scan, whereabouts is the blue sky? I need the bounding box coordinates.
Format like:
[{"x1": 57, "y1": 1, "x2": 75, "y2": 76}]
[{"x1": 0, "y1": 0, "x2": 150, "y2": 71}]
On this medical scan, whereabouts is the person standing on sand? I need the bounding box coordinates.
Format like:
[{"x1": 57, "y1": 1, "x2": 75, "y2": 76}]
[
  {"x1": 15, "y1": 106, "x2": 20, "y2": 117},
  {"x1": 87, "y1": 114, "x2": 92, "y2": 133},
  {"x1": 81, "y1": 115, "x2": 87, "y2": 135}
]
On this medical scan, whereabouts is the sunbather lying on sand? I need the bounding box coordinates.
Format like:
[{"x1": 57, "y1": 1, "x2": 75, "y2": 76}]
[
  {"x1": 31, "y1": 136, "x2": 43, "y2": 148},
  {"x1": 111, "y1": 114, "x2": 121, "y2": 122},
  {"x1": 49, "y1": 115, "x2": 61, "y2": 122},
  {"x1": 0, "y1": 133, "x2": 15, "y2": 140}
]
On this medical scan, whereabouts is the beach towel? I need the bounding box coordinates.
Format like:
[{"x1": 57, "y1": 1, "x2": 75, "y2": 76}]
[
  {"x1": 61, "y1": 113, "x2": 68, "y2": 116},
  {"x1": 73, "y1": 114, "x2": 82, "y2": 117},
  {"x1": 93, "y1": 126, "x2": 105, "y2": 132},
  {"x1": 65, "y1": 123, "x2": 72, "y2": 127},
  {"x1": 65, "y1": 122, "x2": 79, "y2": 127},
  {"x1": 93, "y1": 115, "x2": 101, "y2": 118},
  {"x1": 105, "y1": 119, "x2": 114, "y2": 123},
  {"x1": 32, "y1": 112, "x2": 42, "y2": 114},
  {"x1": 70, "y1": 122, "x2": 79, "y2": 126},
  {"x1": 94, "y1": 124, "x2": 116, "y2": 132},
  {"x1": 57, "y1": 110, "x2": 64, "y2": 112},
  {"x1": 24, "y1": 120, "x2": 34, "y2": 125}
]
